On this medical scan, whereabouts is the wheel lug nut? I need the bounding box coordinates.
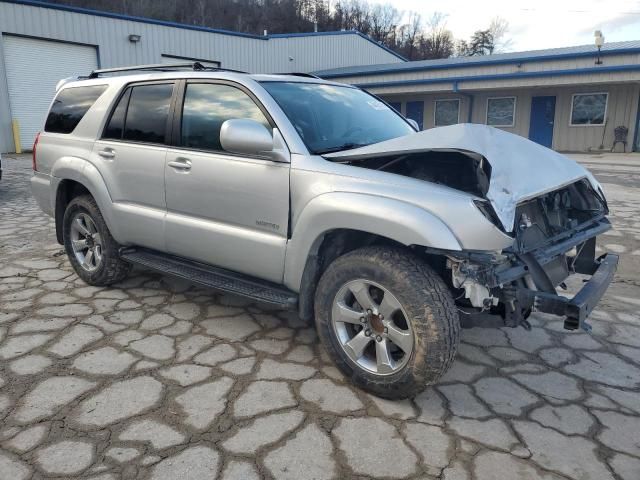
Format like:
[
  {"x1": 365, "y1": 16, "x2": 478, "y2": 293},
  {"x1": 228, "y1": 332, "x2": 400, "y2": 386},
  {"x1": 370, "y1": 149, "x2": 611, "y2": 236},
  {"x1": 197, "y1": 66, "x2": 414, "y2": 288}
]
[
  {"x1": 365, "y1": 329, "x2": 371, "y2": 336},
  {"x1": 376, "y1": 335, "x2": 382, "y2": 342}
]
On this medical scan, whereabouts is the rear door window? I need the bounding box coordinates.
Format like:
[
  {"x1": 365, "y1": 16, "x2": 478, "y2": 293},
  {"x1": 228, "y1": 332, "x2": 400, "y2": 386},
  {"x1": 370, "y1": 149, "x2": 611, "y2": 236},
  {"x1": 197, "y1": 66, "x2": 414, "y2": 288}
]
[
  {"x1": 103, "y1": 87, "x2": 131, "y2": 139},
  {"x1": 103, "y1": 83, "x2": 174, "y2": 144},
  {"x1": 45, "y1": 85, "x2": 107, "y2": 134},
  {"x1": 123, "y1": 84, "x2": 174, "y2": 144}
]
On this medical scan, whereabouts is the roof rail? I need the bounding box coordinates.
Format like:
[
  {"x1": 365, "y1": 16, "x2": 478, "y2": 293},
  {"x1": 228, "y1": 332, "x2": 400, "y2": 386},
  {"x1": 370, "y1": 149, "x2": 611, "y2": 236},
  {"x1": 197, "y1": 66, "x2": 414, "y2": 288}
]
[
  {"x1": 273, "y1": 72, "x2": 321, "y2": 79},
  {"x1": 87, "y1": 62, "x2": 247, "y2": 78}
]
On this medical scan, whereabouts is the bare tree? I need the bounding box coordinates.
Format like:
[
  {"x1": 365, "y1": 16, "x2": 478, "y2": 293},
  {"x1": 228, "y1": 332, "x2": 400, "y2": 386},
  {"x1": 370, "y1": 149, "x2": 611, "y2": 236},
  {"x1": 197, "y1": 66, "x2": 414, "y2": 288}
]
[
  {"x1": 488, "y1": 16, "x2": 513, "y2": 52},
  {"x1": 417, "y1": 13, "x2": 454, "y2": 59},
  {"x1": 369, "y1": 4, "x2": 400, "y2": 43},
  {"x1": 397, "y1": 13, "x2": 422, "y2": 60}
]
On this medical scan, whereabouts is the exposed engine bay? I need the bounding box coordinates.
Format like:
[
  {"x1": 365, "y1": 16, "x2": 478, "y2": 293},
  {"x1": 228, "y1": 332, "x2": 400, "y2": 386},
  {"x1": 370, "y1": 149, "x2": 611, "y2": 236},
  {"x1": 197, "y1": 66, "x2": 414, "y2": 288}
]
[
  {"x1": 514, "y1": 179, "x2": 607, "y2": 251},
  {"x1": 348, "y1": 150, "x2": 491, "y2": 198},
  {"x1": 444, "y1": 179, "x2": 610, "y2": 331}
]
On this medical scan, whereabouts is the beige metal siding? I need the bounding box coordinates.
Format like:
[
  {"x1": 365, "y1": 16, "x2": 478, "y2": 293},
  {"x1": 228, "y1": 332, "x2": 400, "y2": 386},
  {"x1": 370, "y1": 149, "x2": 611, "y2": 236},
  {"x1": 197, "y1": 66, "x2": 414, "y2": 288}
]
[
  {"x1": 552, "y1": 84, "x2": 640, "y2": 151},
  {"x1": 381, "y1": 85, "x2": 640, "y2": 152},
  {"x1": 378, "y1": 93, "x2": 471, "y2": 129}
]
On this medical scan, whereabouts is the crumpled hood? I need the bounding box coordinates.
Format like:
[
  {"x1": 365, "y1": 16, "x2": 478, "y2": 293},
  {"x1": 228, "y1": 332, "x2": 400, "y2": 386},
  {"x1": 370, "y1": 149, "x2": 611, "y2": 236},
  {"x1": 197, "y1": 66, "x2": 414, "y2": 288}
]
[{"x1": 325, "y1": 123, "x2": 601, "y2": 232}]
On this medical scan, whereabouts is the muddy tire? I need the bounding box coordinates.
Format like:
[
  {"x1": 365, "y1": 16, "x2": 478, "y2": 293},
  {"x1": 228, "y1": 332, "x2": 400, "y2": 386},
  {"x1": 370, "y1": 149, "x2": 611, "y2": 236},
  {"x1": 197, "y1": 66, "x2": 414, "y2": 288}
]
[
  {"x1": 63, "y1": 194, "x2": 131, "y2": 286},
  {"x1": 314, "y1": 246, "x2": 459, "y2": 399}
]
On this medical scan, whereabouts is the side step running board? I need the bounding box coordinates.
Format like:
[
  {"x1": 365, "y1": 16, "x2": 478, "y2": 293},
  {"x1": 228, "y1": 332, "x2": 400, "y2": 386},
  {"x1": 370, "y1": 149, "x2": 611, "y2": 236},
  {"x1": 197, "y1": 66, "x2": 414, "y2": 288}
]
[{"x1": 120, "y1": 248, "x2": 298, "y2": 309}]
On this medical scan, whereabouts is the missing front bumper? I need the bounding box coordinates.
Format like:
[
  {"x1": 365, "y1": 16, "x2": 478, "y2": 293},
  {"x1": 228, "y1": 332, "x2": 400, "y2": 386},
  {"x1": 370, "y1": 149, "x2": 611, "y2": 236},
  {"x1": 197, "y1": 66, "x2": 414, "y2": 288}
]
[{"x1": 515, "y1": 253, "x2": 618, "y2": 331}]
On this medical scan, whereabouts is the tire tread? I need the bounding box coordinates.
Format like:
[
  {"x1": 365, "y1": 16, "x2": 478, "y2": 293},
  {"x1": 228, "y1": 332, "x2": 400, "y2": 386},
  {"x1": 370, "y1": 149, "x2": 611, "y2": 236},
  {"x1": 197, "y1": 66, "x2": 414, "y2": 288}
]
[{"x1": 314, "y1": 246, "x2": 460, "y2": 399}]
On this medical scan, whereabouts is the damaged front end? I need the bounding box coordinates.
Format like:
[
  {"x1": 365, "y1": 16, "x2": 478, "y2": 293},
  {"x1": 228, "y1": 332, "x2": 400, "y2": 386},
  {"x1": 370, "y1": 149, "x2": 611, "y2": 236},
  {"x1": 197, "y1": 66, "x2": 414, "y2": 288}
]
[
  {"x1": 445, "y1": 179, "x2": 618, "y2": 332},
  {"x1": 326, "y1": 124, "x2": 618, "y2": 332}
]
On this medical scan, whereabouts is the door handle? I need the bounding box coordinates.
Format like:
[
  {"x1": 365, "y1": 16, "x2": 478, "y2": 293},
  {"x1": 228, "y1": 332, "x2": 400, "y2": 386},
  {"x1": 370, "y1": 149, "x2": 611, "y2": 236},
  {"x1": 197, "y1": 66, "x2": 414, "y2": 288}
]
[
  {"x1": 168, "y1": 158, "x2": 192, "y2": 171},
  {"x1": 98, "y1": 148, "x2": 116, "y2": 159}
]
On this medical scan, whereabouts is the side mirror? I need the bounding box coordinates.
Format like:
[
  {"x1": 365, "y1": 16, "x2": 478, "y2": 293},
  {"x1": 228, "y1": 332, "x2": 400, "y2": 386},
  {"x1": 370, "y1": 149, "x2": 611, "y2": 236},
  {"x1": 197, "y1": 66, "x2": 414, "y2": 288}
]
[
  {"x1": 407, "y1": 118, "x2": 419, "y2": 130},
  {"x1": 220, "y1": 119, "x2": 274, "y2": 157}
]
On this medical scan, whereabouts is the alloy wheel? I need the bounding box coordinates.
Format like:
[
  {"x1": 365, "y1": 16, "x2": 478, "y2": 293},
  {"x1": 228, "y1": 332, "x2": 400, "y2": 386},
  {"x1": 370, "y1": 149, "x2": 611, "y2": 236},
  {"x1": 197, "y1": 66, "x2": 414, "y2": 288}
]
[
  {"x1": 70, "y1": 212, "x2": 103, "y2": 272},
  {"x1": 331, "y1": 279, "x2": 414, "y2": 375}
]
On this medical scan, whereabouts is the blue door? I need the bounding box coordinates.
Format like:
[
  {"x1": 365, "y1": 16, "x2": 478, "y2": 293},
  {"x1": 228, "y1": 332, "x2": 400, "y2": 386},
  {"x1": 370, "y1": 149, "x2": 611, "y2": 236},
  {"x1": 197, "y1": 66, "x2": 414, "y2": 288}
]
[
  {"x1": 529, "y1": 96, "x2": 556, "y2": 148},
  {"x1": 406, "y1": 101, "x2": 424, "y2": 130}
]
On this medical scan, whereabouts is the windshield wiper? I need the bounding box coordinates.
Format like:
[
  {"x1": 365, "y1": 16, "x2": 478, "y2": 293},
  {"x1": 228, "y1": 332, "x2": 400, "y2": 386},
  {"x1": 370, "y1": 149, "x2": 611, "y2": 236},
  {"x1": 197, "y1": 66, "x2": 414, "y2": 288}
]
[{"x1": 315, "y1": 142, "x2": 371, "y2": 155}]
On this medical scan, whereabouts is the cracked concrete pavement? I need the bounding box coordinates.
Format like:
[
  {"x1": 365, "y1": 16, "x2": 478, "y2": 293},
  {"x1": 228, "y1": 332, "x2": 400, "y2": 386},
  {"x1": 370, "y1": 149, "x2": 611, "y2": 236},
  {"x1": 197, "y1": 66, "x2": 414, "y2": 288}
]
[{"x1": 1, "y1": 152, "x2": 640, "y2": 479}]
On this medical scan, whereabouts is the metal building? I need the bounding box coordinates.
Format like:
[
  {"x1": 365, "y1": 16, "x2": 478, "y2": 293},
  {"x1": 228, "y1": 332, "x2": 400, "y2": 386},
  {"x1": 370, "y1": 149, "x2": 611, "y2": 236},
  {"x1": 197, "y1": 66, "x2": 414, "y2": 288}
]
[
  {"x1": 317, "y1": 43, "x2": 640, "y2": 153},
  {"x1": 0, "y1": 0, "x2": 404, "y2": 153}
]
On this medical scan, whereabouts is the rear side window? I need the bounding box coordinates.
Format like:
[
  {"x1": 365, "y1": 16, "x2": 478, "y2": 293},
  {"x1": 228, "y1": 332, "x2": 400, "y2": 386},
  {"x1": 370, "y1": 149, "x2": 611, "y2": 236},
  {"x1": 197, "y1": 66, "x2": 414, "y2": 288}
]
[
  {"x1": 103, "y1": 83, "x2": 173, "y2": 144},
  {"x1": 45, "y1": 85, "x2": 107, "y2": 134}
]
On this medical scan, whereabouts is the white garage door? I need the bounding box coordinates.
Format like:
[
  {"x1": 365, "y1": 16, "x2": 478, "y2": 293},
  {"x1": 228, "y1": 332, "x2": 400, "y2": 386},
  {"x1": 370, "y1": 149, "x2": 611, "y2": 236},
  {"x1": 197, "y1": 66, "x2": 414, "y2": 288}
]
[{"x1": 2, "y1": 35, "x2": 98, "y2": 150}]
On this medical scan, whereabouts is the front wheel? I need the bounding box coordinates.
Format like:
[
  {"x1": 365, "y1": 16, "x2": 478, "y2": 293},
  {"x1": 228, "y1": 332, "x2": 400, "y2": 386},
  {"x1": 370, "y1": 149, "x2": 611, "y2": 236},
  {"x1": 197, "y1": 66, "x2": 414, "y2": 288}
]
[
  {"x1": 63, "y1": 194, "x2": 131, "y2": 286},
  {"x1": 314, "y1": 246, "x2": 460, "y2": 399}
]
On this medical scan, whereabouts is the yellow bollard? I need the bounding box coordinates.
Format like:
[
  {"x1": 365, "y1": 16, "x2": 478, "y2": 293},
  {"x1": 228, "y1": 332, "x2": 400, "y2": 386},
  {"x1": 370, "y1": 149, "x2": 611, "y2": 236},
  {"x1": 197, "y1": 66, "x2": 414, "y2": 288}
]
[{"x1": 11, "y1": 119, "x2": 22, "y2": 154}]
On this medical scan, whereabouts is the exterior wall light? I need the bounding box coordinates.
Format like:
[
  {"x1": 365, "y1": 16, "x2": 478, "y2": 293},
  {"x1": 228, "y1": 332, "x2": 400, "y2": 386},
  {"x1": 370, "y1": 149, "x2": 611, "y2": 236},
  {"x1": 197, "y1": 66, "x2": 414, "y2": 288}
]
[
  {"x1": 594, "y1": 30, "x2": 604, "y2": 65},
  {"x1": 128, "y1": 34, "x2": 141, "y2": 43}
]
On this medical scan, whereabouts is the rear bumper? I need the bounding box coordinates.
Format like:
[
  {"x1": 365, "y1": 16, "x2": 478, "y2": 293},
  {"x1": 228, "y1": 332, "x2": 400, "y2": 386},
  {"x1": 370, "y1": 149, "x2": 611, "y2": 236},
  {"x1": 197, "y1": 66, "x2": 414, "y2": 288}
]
[
  {"x1": 517, "y1": 253, "x2": 618, "y2": 331},
  {"x1": 30, "y1": 172, "x2": 54, "y2": 216}
]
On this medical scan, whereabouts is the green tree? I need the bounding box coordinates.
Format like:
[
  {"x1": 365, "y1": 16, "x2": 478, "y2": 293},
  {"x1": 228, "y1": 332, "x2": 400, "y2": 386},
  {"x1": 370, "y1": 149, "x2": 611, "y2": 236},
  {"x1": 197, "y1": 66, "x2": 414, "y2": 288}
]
[{"x1": 467, "y1": 29, "x2": 495, "y2": 55}]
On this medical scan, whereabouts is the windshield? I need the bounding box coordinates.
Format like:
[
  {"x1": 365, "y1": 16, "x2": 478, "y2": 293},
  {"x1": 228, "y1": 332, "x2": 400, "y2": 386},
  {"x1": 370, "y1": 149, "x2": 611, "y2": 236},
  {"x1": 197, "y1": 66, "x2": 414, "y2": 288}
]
[{"x1": 260, "y1": 81, "x2": 415, "y2": 154}]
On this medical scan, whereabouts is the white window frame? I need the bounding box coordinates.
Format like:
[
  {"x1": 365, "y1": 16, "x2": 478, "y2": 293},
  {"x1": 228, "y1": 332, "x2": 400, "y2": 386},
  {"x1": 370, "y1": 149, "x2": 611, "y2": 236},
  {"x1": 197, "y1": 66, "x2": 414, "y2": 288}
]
[
  {"x1": 569, "y1": 92, "x2": 608, "y2": 127},
  {"x1": 434, "y1": 98, "x2": 460, "y2": 127},
  {"x1": 486, "y1": 96, "x2": 516, "y2": 128}
]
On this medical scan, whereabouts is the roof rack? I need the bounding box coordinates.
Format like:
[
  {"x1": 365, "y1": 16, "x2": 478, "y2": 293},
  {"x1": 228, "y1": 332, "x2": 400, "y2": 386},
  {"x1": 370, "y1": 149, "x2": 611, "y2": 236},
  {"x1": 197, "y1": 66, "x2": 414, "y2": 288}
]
[
  {"x1": 87, "y1": 62, "x2": 247, "y2": 78},
  {"x1": 273, "y1": 72, "x2": 321, "y2": 79}
]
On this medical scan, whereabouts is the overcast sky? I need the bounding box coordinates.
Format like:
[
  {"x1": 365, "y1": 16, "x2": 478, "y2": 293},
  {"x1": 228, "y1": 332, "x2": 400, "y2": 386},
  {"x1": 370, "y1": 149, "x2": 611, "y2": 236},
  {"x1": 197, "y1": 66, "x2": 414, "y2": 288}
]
[{"x1": 368, "y1": 0, "x2": 640, "y2": 52}]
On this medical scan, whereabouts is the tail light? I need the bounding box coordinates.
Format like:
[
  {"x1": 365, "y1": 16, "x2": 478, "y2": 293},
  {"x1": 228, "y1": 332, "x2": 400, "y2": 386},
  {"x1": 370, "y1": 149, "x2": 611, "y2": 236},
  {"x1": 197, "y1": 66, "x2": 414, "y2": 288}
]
[{"x1": 32, "y1": 132, "x2": 41, "y2": 171}]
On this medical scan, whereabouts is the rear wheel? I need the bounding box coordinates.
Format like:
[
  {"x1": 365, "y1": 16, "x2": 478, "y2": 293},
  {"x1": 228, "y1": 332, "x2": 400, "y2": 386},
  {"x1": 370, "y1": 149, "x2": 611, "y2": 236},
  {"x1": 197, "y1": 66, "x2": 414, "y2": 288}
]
[
  {"x1": 314, "y1": 246, "x2": 459, "y2": 399},
  {"x1": 63, "y1": 195, "x2": 131, "y2": 286}
]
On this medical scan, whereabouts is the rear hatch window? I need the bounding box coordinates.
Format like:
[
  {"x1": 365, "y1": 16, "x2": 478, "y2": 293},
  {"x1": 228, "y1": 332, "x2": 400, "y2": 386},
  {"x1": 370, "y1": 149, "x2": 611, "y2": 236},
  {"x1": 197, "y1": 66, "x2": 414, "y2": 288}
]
[{"x1": 45, "y1": 85, "x2": 107, "y2": 134}]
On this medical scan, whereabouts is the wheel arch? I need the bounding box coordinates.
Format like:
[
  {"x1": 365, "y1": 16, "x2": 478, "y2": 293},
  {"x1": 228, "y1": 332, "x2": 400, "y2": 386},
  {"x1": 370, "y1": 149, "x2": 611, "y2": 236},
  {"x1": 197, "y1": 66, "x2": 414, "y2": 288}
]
[
  {"x1": 52, "y1": 158, "x2": 120, "y2": 245},
  {"x1": 284, "y1": 193, "x2": 463, "y2": 321}
]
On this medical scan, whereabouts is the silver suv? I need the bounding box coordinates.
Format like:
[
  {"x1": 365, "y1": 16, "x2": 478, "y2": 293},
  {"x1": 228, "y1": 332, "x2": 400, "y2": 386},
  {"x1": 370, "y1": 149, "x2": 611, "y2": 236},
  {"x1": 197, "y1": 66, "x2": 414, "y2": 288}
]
[{"x1": 31, "y1": 63, "x2": 618, "y2": 398}]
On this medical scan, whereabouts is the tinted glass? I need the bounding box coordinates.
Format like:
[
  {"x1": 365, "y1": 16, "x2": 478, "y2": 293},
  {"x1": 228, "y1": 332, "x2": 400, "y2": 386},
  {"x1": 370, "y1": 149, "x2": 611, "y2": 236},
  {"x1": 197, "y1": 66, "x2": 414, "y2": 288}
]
[
  {"x1": 261, "y1": 82, "x2": 414, "y2": 155},
  {"x1": 103, "y1": 87, "x2": 131, "y2": 139},
  {"x1": 181, "y1": 83, "x2": 270, "y2": 151},
  {"x1": 435, "y1": 99, "x2": 460, "y2": 126},
  {"x1": 487, "y1": 97, "x2": 515, "y2": 127},
  {"x1": 123, "y1": 84, "x2": 173, "y2": 144},
  {"x1": 44, "y1": 85, "x2": 107, "y2": 134},
  {"x1": 571, "y1": 93, "x2": 607, "y2": 125}
]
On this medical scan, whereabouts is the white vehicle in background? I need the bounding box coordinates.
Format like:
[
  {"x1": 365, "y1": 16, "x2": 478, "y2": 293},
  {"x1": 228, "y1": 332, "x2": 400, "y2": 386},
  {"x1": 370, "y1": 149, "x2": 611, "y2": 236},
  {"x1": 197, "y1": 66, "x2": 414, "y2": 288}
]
[{"x1": 31, "y1": 63, "x2": 617, "y2": 399}]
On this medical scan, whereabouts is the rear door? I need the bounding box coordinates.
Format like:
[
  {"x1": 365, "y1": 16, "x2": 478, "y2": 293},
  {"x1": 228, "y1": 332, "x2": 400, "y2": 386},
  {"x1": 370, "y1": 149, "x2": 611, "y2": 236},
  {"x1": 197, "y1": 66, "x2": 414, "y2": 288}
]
[
  {"x1": 164, "y1": 80, "x2": 290, "y2": 283},
  {"x1": 93, "y1": 81, "x2": 176, "y2": 250}
]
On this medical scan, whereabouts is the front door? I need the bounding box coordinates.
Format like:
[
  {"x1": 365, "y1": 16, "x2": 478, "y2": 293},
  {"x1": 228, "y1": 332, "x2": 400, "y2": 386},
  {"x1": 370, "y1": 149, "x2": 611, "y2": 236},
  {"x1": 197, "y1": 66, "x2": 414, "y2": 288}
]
[
  {"x1": 529, "y1": 96, "x2": 556, "y2": 148},
  {"x1": 164, "y1": 81, "x2": 290, "y2": 283}
]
